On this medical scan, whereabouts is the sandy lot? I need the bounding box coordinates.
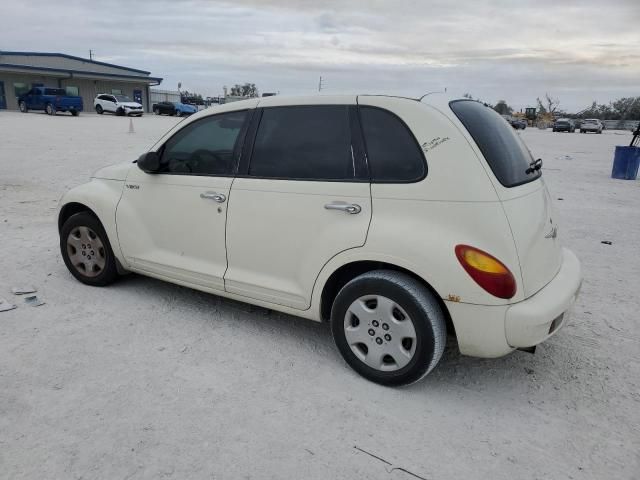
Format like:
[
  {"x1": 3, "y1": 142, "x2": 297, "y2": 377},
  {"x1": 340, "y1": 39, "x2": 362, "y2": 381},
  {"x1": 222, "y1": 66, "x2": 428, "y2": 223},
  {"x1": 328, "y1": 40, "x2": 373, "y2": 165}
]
[{"x1": 1, "y1": 110, "x2": 639, "y2": 480}]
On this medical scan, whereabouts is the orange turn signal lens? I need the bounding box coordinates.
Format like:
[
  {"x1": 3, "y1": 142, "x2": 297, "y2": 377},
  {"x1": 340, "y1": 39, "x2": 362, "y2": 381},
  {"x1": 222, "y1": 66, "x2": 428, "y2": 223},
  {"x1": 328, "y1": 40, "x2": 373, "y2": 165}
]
[{"x1": 455, "y1": 245, "x2": 517, "y2": 299}]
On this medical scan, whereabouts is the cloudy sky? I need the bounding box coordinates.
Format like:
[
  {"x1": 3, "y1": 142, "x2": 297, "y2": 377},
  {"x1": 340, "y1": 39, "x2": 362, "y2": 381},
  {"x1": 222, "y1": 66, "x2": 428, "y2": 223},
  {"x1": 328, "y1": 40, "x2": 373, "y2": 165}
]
[{"x1": 3, "y1": 0, "x2": 639, "y2": 111}]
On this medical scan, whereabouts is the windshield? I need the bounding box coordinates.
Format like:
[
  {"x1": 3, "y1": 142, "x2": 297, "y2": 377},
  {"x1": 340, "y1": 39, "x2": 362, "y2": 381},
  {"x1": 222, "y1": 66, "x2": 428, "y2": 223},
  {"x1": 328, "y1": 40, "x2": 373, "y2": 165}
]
[
  {"x1": 115, "y1": 95, "x2": 133, "y2": 102},
  {"x1": 450, "y1": 100, "x2": 540, "y2": 188},
  {"x1": 584, "y1": 119, "x2": 598, "y2": 123}
]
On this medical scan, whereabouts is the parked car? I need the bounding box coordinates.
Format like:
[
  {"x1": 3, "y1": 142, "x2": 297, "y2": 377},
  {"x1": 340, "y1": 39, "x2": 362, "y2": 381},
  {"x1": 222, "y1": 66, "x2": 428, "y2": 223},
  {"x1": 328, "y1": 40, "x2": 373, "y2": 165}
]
[
  {"x1": 510, "y1": 118, "x2": 527, "y2": 130},
  {"x1": 18, "y1": 87, "x2": 83, "y2": 116},
  {"x1": 501, "y1": 115, "x2": 526, "y2": 130},
  {"x1": 552, "y1": 118, "x2": 576, "y2": 132},
  {"x1": 94, "y1": 94, "x2": 144, "y2": 116},
  {"x1": 58, "y1": 95, "x2": 582, "y2": 386},
  {"x1": 580, "y1": 118, "x2": 603, "y2": 134},
  {"x1": 153, "y1": 101, "x2": 198, "y2": 116}
]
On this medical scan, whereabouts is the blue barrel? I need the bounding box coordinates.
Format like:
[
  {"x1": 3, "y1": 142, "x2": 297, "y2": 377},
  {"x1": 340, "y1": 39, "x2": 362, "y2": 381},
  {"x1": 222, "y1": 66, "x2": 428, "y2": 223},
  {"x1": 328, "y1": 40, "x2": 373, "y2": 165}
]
[{"x1": 611, "y1": 146, "x2": 640, "y2": 180}]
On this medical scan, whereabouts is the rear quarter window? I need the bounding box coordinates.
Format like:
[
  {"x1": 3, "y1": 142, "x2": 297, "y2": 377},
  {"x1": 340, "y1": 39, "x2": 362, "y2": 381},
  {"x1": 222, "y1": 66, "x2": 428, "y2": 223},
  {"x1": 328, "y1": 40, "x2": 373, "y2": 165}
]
[
  {"x1": 450, "y1": 100, "x2": 540, "y2": 187},
  {"x1": 359, "y1": 106, "x2": 426, "y2": 182}
]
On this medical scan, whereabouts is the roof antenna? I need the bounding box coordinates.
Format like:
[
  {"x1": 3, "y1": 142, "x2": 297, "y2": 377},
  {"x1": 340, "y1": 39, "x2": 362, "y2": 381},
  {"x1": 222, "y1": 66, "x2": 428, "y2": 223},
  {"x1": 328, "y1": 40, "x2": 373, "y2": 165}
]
[{"x1": 418, "y1": 87, "x2": 446, "y2": 101}]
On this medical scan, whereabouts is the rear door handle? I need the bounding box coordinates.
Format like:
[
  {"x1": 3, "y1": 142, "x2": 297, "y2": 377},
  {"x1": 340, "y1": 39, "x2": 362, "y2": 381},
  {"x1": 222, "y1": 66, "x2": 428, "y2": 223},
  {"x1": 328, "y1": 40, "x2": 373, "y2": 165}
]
[
  {"x1": 200, "y1": 191, "x2": 226, "y2": 203},
  {"x1": 324, "y1": 202, "x2": 361, "y2": 214}
]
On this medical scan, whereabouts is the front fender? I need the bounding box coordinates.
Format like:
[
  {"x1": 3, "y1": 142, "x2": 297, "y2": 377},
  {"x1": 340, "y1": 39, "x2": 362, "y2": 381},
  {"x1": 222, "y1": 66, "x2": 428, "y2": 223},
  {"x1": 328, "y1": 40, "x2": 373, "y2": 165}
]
[{"x1": 58, "y1": 179, "x2": 126, "y2": 265}]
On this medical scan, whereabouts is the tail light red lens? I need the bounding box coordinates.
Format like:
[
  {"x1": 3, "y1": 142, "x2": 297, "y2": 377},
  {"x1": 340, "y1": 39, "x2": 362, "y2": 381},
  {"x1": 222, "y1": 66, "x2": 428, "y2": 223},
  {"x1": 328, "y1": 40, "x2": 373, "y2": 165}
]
[{"x1": 455, "y1": 245, "x2": 517, "y2": 299}]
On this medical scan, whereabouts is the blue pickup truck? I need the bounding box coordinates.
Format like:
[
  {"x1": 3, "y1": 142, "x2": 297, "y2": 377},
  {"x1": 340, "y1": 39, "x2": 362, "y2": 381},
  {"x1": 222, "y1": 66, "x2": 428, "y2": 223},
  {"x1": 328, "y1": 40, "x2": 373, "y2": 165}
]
[{"x1": 18, "y1": 87, "x2": 83, "y2": 116}]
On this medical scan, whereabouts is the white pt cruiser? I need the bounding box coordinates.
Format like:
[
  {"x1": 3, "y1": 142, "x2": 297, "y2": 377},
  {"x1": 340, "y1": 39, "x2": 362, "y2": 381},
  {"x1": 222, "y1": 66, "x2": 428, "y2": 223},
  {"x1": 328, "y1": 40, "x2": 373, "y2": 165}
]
[{"x1": 58, "y1": 95, "x2": 582, "y2": 386}]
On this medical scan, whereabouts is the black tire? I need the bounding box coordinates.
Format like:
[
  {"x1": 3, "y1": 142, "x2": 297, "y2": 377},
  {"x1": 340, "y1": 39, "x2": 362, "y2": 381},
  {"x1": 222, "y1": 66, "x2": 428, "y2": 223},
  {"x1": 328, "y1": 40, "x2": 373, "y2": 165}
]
[
  {"x1": 175, "y1": 109, "x2": 182, "y2": 117},
  {"x1": 330, "y1": 270, "x2": 446, "y2": 386},
  {"x1": 116, "y1": 108, "x2": 125, "y2": 116},
  {"x1": 96, "y1": 104, "x2": 103, "y2": 114},
  {"x1": 45, "y1": 103, "x2": 55, "y2": 115},
  {"x1": 60, "y1": 212, "x2": 119, "y2": 287},
  {"x1": 71, "y1": 110, "x2": 79, "y2": 117},
  {"x1": 19, "y1": 101, "x2": 28, "y2": 113},
  {"x1": 153, "y1": 108, "x2": 159, "y2": 115}
]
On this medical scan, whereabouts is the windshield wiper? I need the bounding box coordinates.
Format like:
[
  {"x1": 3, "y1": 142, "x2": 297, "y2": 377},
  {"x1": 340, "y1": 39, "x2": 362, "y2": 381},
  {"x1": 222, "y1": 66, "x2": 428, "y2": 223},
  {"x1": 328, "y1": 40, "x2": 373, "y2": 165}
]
[{"x1": 526, "y1": 158, "x2": 543, "y2": 175}]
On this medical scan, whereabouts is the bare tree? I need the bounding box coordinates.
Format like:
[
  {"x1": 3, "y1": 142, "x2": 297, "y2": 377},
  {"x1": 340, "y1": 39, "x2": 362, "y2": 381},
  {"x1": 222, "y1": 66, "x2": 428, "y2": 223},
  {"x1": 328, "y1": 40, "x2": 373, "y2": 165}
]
[{"x1": 537, "y1": 93, "x2": 560, "y2": 115}]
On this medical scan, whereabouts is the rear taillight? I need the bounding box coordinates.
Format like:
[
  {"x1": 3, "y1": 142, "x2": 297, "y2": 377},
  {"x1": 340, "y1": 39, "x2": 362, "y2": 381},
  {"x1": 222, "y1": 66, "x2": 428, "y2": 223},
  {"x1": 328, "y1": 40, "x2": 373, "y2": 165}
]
[{"x1": 455, "y1": 245, "x2": 516, "y2": 299}]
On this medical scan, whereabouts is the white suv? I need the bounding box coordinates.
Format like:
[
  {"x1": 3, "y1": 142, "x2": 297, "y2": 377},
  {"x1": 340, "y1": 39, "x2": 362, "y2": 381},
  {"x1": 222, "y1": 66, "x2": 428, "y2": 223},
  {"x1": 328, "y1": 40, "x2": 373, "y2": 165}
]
[
  {"x1": 58, "y1": 95, "x2": 582, "y2": 386},
  {"x1": 94, "y1": 94, "x2": 144, "y2": 116}
]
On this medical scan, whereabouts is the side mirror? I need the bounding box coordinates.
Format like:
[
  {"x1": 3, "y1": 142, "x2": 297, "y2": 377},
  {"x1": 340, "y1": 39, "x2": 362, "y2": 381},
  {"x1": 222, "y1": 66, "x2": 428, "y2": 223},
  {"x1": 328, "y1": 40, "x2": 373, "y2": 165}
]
[{"x1": 137, "y1": 152, "x2": 161, "y2": 173}]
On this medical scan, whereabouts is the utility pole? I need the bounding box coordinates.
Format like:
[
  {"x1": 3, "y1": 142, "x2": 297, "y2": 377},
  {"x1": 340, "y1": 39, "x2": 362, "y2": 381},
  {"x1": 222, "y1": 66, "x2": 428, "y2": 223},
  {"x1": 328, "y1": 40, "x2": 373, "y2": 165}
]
[
  {"x1": 89, "y1": 50, "x2": 93, "y2": 60},
  {"x1": 318, "y1": 76, "x2": 325, "y2": 92}
]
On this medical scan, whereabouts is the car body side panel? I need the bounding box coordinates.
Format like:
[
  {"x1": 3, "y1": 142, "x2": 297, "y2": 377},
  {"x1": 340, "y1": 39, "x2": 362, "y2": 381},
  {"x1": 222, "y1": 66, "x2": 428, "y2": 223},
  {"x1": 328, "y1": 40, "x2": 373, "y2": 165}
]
[{"x1": 58, "y1": 178, "x2": 127, "y2": 266}]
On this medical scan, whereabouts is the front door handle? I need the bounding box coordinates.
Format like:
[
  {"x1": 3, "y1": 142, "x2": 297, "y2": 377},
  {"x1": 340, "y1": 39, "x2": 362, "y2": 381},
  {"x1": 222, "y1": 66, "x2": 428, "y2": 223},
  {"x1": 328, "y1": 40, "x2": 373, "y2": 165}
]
[
  {"x1": 324, "y1": 202, "x2": 362, "y2": 214},
  {"x1": 200, "y1": 191, "x2": 226, "y2": 203}
]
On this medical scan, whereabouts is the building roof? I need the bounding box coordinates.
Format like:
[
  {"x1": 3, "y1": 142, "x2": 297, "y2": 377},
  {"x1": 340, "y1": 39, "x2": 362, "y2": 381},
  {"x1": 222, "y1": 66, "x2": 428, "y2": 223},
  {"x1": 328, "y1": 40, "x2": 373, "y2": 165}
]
[
  {"x1": 0, "y1": 51, "x2": 162, "y2": 85},
  {"x1": 0, "y1": 51, "x2": 151, "y2": 74}
]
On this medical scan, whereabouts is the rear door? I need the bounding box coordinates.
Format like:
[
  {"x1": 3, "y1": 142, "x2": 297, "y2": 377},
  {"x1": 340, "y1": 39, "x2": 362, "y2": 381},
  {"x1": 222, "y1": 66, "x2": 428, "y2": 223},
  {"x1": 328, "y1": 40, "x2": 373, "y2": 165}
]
[
  {"x1": 450, "y1": 100, "x2": 562, "y2": 298},
  {"x1": 224, "y1": 101, "x2": 371, "y2": 310}
]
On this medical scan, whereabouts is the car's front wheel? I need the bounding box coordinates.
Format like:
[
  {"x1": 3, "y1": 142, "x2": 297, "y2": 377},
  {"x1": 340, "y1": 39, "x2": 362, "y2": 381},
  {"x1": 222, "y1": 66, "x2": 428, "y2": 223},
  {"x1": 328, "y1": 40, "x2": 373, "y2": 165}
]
[
  {"x1": 19, "y1": 101, "x2": 28, "y2": 113},
  {"x1": 60, "y1": 212, "x2": 119, "y2": 286},
  {"x1": 331, "y1": 270, "x2": 446, "y2": 386}
]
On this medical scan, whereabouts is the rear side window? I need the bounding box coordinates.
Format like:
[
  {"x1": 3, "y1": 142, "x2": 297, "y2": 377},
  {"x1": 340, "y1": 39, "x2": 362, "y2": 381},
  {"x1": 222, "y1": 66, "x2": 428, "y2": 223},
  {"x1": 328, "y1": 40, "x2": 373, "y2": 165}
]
[
  {"x1": 450, "y1": 100, "x2": 539, "y2": 187},
  {"x1": 359, "y1": 106, "x2": 426, "y2": 182},
  {"x1": 249, "y1": 106, "x2": 354, "y2": 180},
  {"x1": 44, "y1": 88, "x2": 66, "y2": 96}
]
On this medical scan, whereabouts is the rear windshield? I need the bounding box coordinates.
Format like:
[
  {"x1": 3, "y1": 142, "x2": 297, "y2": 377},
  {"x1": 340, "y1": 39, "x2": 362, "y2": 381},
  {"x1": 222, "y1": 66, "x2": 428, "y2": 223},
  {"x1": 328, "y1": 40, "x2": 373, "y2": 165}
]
[
  {"x1": 44, "y1": 88, "x2": 66, "y2": 96},
  {"x1": 450, "y1": 100, "x2": 540, "y2": 187}
]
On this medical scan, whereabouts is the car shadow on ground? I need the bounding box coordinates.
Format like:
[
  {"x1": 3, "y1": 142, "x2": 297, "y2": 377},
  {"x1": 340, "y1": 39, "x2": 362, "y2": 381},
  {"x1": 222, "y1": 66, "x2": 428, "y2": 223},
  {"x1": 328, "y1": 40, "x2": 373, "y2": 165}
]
[{"x1": 111, "y1": 272, "x2": 553, "y2": 392}]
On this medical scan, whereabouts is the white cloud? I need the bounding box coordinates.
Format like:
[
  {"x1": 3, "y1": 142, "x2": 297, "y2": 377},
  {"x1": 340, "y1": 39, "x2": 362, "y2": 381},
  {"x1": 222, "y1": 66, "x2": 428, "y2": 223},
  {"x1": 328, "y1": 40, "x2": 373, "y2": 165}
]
[{"x1": 2, "y1": 0, "x2": 638, "y2": 110}]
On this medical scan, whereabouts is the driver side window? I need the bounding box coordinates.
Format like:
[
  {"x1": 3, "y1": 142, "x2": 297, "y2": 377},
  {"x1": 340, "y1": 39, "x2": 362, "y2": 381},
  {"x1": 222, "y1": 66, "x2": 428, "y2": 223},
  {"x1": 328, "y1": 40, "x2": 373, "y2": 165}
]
[{"x1": 159, "y1": 110, "x2": 248, "y2": 176}]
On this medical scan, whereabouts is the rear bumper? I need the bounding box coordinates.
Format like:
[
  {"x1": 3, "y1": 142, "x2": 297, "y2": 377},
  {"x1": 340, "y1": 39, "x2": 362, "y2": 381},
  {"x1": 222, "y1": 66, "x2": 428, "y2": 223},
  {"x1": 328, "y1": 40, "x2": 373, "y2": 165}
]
[
  {"x1": 446, "y1": 248, "x2": 582, "y2": 357},
  {"x1": 505, "y1": 248, "x2": 581, "y2": 347}
]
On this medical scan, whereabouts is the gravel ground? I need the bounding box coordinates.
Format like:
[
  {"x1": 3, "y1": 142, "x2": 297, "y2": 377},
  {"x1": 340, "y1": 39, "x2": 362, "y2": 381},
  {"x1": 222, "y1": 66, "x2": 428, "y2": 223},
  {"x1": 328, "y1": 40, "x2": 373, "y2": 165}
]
[{"x1": 1, "y1": 111, "x2": 639, "y2": 480}]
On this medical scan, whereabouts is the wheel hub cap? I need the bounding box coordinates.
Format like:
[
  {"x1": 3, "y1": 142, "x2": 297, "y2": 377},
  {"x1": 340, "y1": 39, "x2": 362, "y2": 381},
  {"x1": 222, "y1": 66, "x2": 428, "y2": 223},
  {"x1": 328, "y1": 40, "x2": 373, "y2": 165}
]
[
  {"x1": 66, "y1": 226, "x2": 106, "y2": 278},
  {"x1": 344, "y1": 295, "x2": 417, "y2": 372}
]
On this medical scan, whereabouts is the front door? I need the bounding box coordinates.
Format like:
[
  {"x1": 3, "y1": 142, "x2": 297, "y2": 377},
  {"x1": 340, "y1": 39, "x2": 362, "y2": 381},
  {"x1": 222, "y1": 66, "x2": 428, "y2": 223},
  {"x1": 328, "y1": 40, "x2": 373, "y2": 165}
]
[
  {"x1": 0, "y1": 82, "x2": 6, "y2": 109},
  {"x1": 225, "y1": 103, "x2": 372, "y2": 310},
  {"x1": 116, "y1": 109, "x2": 251, "y2": 291}
]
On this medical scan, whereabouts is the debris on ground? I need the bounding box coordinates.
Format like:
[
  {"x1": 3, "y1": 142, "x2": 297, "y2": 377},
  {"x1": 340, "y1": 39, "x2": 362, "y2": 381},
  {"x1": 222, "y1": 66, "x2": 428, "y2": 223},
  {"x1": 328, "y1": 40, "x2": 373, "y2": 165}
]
[
  {"x1": 0, "y1": 298, "x2": 17, "y2": 312},
  {"x1": 24, "y1": 295, "x2": 45, "y2": 307},
  {"x1": 11, "y1": 286, "x2": 37, "y2": 295},
  {"x1": 601, "y1": 241, "x2": 613, "y2": 245}
]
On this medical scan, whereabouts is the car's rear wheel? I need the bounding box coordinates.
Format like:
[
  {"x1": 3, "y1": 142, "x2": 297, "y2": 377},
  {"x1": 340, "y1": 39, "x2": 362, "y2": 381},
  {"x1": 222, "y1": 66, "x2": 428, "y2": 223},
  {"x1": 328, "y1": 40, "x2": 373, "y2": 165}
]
[
  {"x1": 60, "y1": 212, "x2": 118, "y2": 286},
  {"x1": 153, "y1": 108, "x2": 159, "y2": 115},
  {"x1": 19, "y1": 101, "x2": 28, "y2": 113},
  {"x1": 71, "y1": 110, "x2": 79, "y2": 117},
  {"x1": 330, "y1": 270, "x2": 446, "y2": 386},
  {"x1": 45, "y1": 103, "x2": 55, "y2": 115},
  {"x1": 95, "y1": 104, "x2": 103, "y2": 114}
]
